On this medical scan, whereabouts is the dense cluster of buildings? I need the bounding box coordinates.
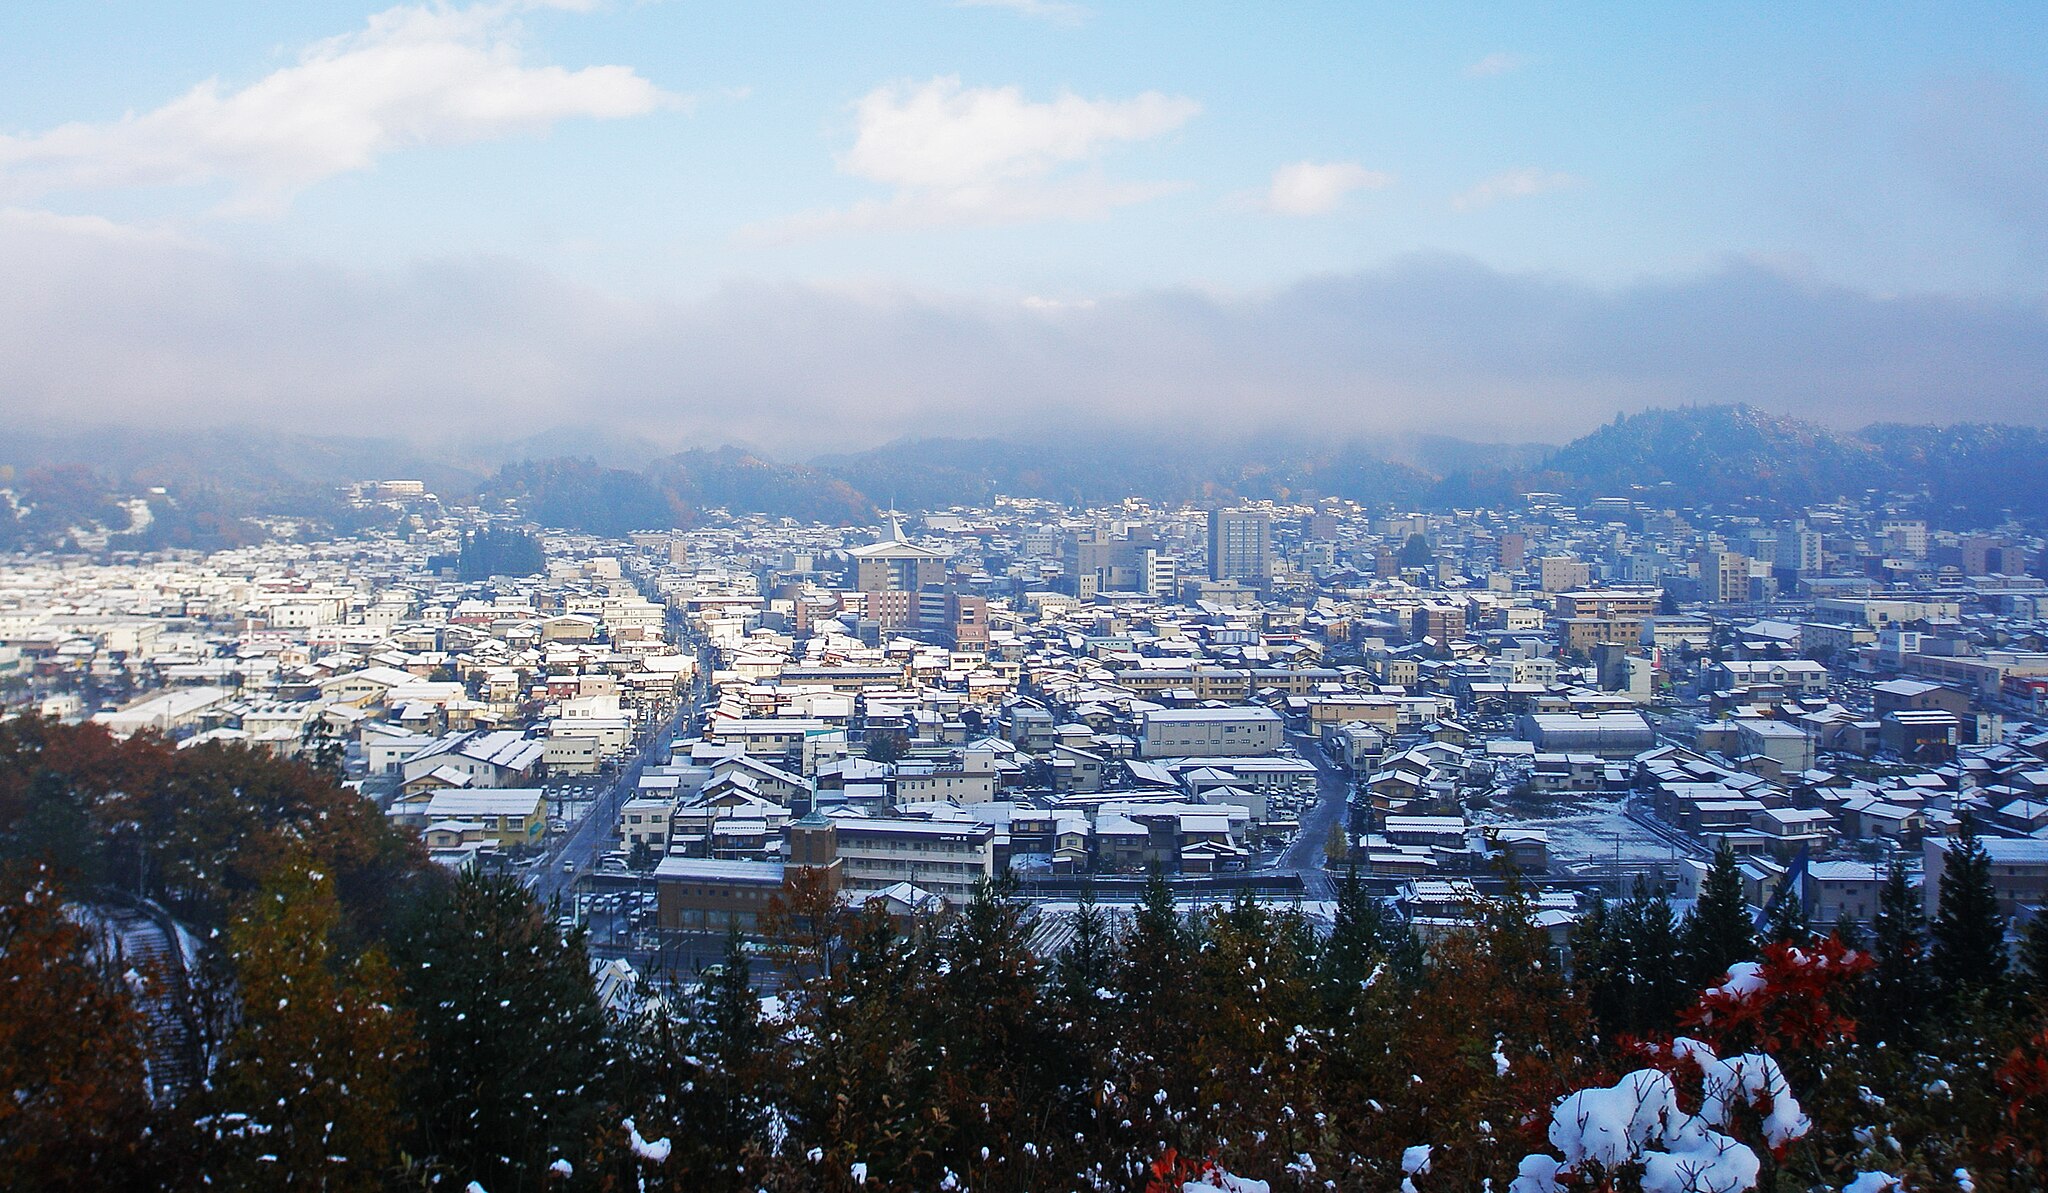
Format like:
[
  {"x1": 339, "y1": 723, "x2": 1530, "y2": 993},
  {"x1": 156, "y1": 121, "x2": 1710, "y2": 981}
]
[
  {"x1": 0, "y1": 512, "x2": 692, "y2": 871},
  {"x1": 7, "y1": 485, "x2": 2048, "y2": 953}
]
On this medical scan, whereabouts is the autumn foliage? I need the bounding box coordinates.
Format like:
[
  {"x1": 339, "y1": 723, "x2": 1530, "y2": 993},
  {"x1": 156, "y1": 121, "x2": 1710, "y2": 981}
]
[{"x1": 3, "y1": 715, "x2": 2047, "y2": 1191}]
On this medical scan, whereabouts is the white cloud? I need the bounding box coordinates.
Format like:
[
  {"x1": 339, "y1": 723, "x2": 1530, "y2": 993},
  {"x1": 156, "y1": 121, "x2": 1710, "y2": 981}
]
[
  {"x1": 1463, "y1": 52, "x2": 1525, "y2": 78},
  {"x1": 1263, "y1": 160, "x2": 1391, "y2": 216},
  {"x1": 954, "y1": 0, "x2": 1090, "y2": 24},
  {"x1": 0, "y1": 1, "x2": 678, "y2": 214},
  {"x1": 5, "y1": 216, "x2": 2045, "y2": 454},
  {"x1": 747, "y1": 76, "x2": 1197, "y2": 239},
  {"x1": 1452, "y1": 167, "x2": 1580, "y2": 210},
  {"x1": 840, "y1": 76, "x2": 1196, "y2": 189}
]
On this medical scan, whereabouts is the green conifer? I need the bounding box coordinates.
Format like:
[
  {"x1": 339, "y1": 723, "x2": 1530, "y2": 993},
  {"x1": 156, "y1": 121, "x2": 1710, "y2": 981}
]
[
  {"x1": 1864, "y1": 859, "x2": 1934, "y2": 1047},
  {"x1": 1682, "y1": 844, "x2": 1757, "y2": 987},
  {"x1": 1931, "y1": 818, "x2": 2009, "y2": 997}
]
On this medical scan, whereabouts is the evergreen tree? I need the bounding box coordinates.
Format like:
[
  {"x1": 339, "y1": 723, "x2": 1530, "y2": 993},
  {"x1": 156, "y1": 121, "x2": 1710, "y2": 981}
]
[
  {"x1": 1052, "y1": 882, "x2": 1116, "y2": 1018},
  {"x1": 2021, "y1": 911, "x2": 2048, "y2": 1006},
  {"x1": 1120, "y1": 868, "x2": 1195, "y2": 1168},
  {"x1": 1863, "y1": 859, "x2": 1934, "y2": 1048},
  {"x1": 937, "y1": 877, "x2": 1054, "y2": 1152},
  {"x1": 1616, "y1": 876, "x2": 1686, "y2": 1034},
  {"x1": 1321, "y1": 867, "x2": 1388, "y2": 1021},
  {"x1": 1048, "y1": 882, "x2": 1125, "y2": 1182},
  {"x1": 1832, "y1": 913, "x2": 1866, "y2": 953},
  {"x1": 1763, "y1": 878, "x2": 1811, "y2": 947},
  {"x1": 1569, "y1": 896, "x2": 1624, "y2": 1039},
  {"x1": 0, "y1": 769, "x2": 105, "y2": 887},
  {"x1": 397, "y1": 868, "x2": 616, "y2": 1187},
  {"x1": 1682, "y1": 844, "x2": 1757, "y2": 986},
  {"x1": 1931, "y1": 819, "x2": 2008, "y2": 997},
  {"x1": 691, "y1": 932, "x2": 768, "y2": 1175},
  {"x1": 782, "y1": 899, "x2": 929, "y2": 1185}
]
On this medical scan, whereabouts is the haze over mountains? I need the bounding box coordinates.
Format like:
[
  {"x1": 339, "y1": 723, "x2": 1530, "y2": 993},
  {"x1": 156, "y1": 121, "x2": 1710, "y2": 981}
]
[{"x1": 5, "y1": 404, "x2": 2048, "y2": 552}]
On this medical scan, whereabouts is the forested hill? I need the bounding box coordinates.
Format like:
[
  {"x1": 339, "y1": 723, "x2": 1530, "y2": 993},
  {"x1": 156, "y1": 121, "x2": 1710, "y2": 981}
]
[
  {"x1": 7, "y1": 406, "x2": 2048, "y2": 549},
  {"x1": 1464, "y1": 405, "x2": 2048, "y2": 523},
  {"x1": 306, "y1": 409, "x2": 2048, "y2": 531}
]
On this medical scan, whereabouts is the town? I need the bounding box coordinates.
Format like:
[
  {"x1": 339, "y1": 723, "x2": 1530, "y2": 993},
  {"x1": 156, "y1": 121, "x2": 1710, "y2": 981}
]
[{"x1": 9, "y1": 482, "x2": 2045, "y2": 981}]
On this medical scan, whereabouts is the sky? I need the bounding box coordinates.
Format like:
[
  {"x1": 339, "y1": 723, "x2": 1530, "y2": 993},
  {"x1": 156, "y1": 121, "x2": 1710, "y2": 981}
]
[{"x1": 1, "y1": 0, "x2": 2045, "y2": 456}]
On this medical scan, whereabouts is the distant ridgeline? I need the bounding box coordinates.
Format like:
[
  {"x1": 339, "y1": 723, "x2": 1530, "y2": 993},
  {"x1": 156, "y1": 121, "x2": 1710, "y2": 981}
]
[{"x1": 5, "y1": 405, "x2": 2048, "y2": 548}]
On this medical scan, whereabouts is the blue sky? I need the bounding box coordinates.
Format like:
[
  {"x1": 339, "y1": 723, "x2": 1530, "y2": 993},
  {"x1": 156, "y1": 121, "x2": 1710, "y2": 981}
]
[{"x1": 1, "y1": 1, "x2": 2044, "y2": 453}]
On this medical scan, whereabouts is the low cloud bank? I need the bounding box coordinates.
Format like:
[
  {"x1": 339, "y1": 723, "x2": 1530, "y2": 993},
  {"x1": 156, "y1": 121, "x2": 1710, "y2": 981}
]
[{"x1": 2, "y1": 211, "x2": 2042, "y2": 457}]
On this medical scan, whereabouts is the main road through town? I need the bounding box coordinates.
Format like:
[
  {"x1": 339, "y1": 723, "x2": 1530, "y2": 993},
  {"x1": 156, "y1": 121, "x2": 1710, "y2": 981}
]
[
  {"x1": 528, "y1": 673, "x2": 705, "y2": 907},
  {"x1": 1272, "y1": 728, "x2": 1349, "y2": 902}
]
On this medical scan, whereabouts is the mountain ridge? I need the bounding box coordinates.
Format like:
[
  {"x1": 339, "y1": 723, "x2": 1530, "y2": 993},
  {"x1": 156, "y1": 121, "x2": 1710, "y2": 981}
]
[{"x1": 4, "y1": 405, "x2": 2046, "y2": 548}]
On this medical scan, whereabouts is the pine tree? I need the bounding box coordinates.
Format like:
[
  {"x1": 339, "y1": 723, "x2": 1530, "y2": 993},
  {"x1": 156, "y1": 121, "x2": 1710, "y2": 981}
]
[
  {"x1": 779, "y1": 898, "x2": 929, "y2": 1187},
  {"x1": 1321, "y1": 867, "x2": 1388, "y2": 1021},
  {"x1": 1569, "y1": 894, "x2": 1621, "y2": 1038},
  {"x1": 0, "y1": 769, "x2": 105, "y2": 887},
  {"x1": 1120, "y1": 867, "x2": 1195, "y2": 1172},
  {"x1": 397, "y1": 868, "x2": 616, "y2": 1187},
  {"x1": 926, "y1": 875, "x2": 1055, "y2": 1187},
  {"x1": 689, "y1": 931, "x2": 767, "y2": 1181},
  {"x1": 1863, "y1": 859, "x2": 1934, "y2": 1048},
  {"x1": 1617, "y1": 876, "x2": 1686, "y2": 1034},
  {"x1": 1682, "y1": 844, "x2": 1757, "y2": 986},
  {"x1": 1763, "y1": 878, "x2": 1812, "y2": 947},
  {"x1": 1048, "y1": 882, "x2": 1126, "y2": 1183},
  {"x1": 2021, "y1": 912, "x2": 2048, "y2": 1006},
  {"x1": 1053, "y1": 882, "x2": 1116, "y2": 1018},
  {"x1": 1931, "y1": 819, "x2": 2009, "y2": 997}
]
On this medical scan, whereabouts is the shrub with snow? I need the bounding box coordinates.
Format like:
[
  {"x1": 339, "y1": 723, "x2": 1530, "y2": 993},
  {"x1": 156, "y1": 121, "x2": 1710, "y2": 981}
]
[{"x1": 1509, "y1": 1036, "x2": 1808, "y2": 1193}]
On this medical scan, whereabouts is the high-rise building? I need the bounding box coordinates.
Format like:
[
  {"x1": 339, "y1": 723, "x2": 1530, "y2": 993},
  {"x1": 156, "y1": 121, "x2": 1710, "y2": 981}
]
[
  {"x1": 1698, "y1": 548, "x2": 1753, "y2": 604},
  {"x1": 1208, "y1": 508, "x2": 1272, "y2": 583},
  {"x1": 1538, "y1": 556, "x2": 1591, "y2": 593},
  {"x1": 1773, "y1": 525, "x2": 1824, "y2": 576},
  {"x1": 1498, "y1": 532, "x2": 1527, "y2": 572}
]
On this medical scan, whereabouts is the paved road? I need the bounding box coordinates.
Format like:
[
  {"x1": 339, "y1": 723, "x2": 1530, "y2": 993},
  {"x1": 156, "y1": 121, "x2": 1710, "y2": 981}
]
[
  {"x1": 1271, "y1": 729, "x2": 1349, "y2": 901},
  {"x1": 529, "y1": 678, "x2": 703, "y2": 907}
]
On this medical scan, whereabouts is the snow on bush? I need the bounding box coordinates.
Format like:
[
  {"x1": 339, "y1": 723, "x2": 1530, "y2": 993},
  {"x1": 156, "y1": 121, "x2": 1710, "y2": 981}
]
[
  {"x1": 1145, "y1": 1149, "x2": 1271, "y2": 1193},
  {"x1": 1181, "y1": 1168, "x2": 1271, "y2": 1193},
  {"x1": 1509, "y1": 1036, "x2": 1809, "y2": 1193},
  {"x1": 1669, "y1": 1038, "x2": 1808, "y2": 1148},
  {"x1": 1706, "y1": 961, "x2": 1766, "y2": 1001},
  {"x1": 623, "y1": 1117, "x2": 672, "y2": 1164}
]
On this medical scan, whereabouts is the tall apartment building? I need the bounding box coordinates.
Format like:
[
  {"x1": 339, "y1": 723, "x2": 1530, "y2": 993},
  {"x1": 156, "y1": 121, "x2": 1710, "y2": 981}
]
[
  {"x1": 1879, "y1": 519, "x2": 1928, "y2": 559},
  {"x1": 1064, "y1": 527, "x2": 1178, "y2": 598},
  {"x1": 1538, "y1": 556, "x2": 1592, "y2": 593},
  {"x1": 1773, "y1": 525, "x2": 1824, "y2": 576},
  {"x1": 1411, "y1": 602, "x2": 1467, "y2": 645},
  {"x1": 1498, "y1": 533, "x2": 1528, "y2": 572},
  {"x1": 1698, "y1": 549, "x2": 1753, "y2": 604},
  {"x1": 1207, "y1": 508, "x2": 1273, "y2": 583},
  {"x1": 1555, "y1": 588, "x2": 1662, "y2": 619}
]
